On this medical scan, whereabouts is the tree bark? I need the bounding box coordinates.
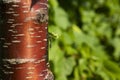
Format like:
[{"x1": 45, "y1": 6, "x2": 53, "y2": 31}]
[{"x1": 0, "y1": 0, "x2": 53, "y2": 80}]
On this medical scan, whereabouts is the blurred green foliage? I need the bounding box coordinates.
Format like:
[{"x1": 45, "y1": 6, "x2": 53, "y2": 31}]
[{"x1": 48, "y1": 0, "x2": 120, "y2": 80}]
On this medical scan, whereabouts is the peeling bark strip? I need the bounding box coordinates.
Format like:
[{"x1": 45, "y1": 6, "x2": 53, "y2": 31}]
[{"x1": 0, "y1": 0, "x2": 53, "y2": 80}]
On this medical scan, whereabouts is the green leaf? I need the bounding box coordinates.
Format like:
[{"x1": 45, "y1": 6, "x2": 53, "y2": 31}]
[
  {"x1": 74, "y1": 67, "x2": 81, "y2": 80},
  {"x1": 55, "y1": 57, "x2": 76, "y2": 76},
  {"x1": 49, "y1": 0, "x2": 58, "y2": 8},
  {"x1": 54, "y1": 7, "x2": 70, "y2": 30},
  {"x1": 65, "y1": 46, "x2": 77, "y2": 55},
  {"x1": 49, "y1": 41, "x2": 64, "y2": 63},
  {"x1": 111, "y1": 38, "x2": 120, "y2": 60},
  {"x1": 60, "y1": 32, "x2": 73, "y2": 45},
  {"x1": 103, "y1": 60, "x2": 120, "y2": 79}
]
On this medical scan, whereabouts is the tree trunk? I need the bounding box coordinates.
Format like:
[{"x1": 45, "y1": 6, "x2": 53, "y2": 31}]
[{"x1": 0, "y1": 0, "x2": 53, "y2": 80}]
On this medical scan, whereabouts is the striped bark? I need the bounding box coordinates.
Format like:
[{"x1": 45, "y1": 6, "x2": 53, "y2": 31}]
[{"x1": 0, "y1": 0, "x2": 53, "y2": 80}]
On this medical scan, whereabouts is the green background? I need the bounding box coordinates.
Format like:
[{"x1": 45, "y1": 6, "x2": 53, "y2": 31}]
[{"x1": 48, "y1": 0, "x2": 120, "y2": 80}]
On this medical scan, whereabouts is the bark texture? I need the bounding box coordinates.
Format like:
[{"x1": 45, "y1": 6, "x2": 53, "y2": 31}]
[{"x1": 0, "y1": 0, "x2": 53, "y2": 80}]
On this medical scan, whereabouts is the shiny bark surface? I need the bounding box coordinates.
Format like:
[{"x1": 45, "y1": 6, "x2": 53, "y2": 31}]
[{"x1": 0, "y1": 0, "x2": 51, "y2": 80}]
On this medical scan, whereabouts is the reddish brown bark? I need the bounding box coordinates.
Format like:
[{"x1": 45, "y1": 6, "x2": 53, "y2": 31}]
[{"x1": 0, "y1": 0, "x2": 53, "y2": 80}]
